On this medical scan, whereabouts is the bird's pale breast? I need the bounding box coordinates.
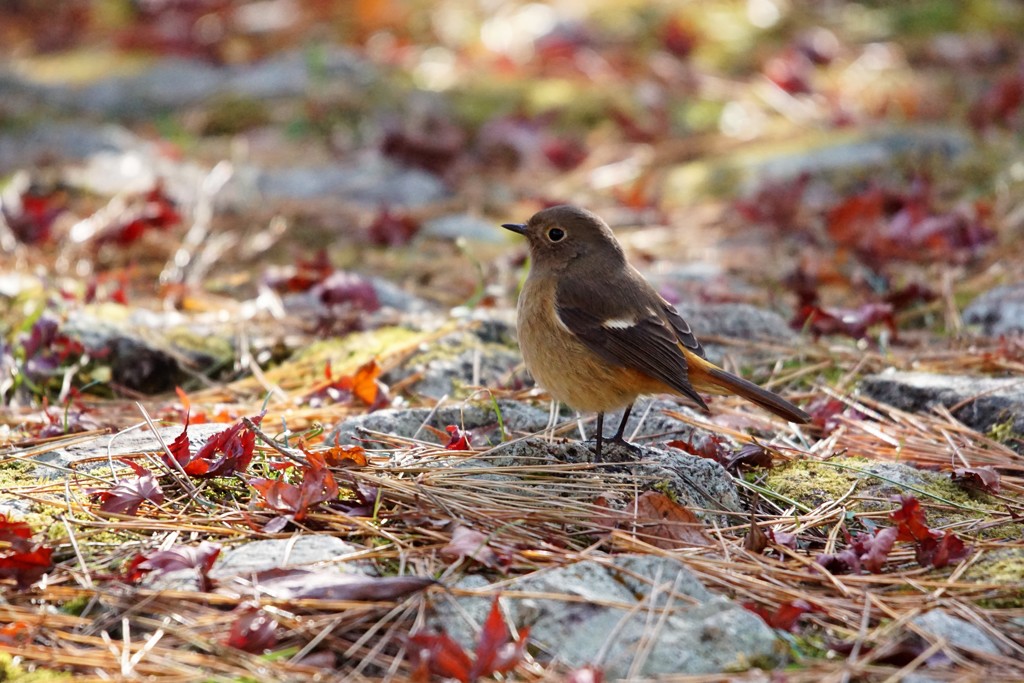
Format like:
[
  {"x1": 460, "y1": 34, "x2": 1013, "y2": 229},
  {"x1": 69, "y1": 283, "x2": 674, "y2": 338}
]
[{"x1": 516, "y1": 275, "x2": 653, "y2": 412}]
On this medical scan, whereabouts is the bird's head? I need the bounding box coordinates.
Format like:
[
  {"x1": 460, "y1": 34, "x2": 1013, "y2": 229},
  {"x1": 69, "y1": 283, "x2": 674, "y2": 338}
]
[{"x1": 502, "y1": 205, "x2": 624, "y2": 273}]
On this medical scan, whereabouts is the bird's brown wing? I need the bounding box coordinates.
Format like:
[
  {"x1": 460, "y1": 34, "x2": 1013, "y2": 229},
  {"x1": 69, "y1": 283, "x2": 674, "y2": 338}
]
[
  {"x1": 555, "y1": 268, "x2": 709, "y2": 410},
  {"x1": 659, "y1": 302, "x2": 707, "y2": 359}
]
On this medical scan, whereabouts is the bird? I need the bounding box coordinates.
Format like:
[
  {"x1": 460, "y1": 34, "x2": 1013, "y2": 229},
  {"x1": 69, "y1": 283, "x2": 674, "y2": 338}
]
[{"x1": 502, "y1": 204, "x2": 810, "y2": 460}]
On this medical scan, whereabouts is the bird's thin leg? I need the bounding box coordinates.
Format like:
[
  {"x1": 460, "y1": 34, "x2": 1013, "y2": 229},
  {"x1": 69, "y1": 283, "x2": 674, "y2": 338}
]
[
  {"x1": 610, "y1": 403, "x2": 634, "y2": 446},
  {"x1": 594, "y1": 412, "x2": 604, "y2": 462}
]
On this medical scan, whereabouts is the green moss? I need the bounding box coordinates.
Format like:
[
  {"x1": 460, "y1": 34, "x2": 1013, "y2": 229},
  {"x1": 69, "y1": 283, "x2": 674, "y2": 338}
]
[
  {"x1": 59, "y1": 596, "x2": 91, "y2": 617},
  {"x1": 0, "y1": 463, "x2": 67, "y2": 537},
  {"x1": 164, "y1": 327, "x2": 236, "y2": 371},
  {"x1": 762, "y1": 457, "x2": 1000, "y2": 534},
  {"x1": 963, "y1": 548, "x2": 1024, "y2": 608},
  {"x1": 291, "y1": 327, "x2": 423, "y2": 368},
  {"x1": 988, "y1": 418, "x2": 1024, "y2": 445},
  {"x1": 201, "y1": 95, "x2": 271, "y2": 136},
  {"x1": 652, "y1": 480, "x2": 679, "y2": 502},
  {"x1": 0, "y1": 653, "x2": 71, "y2": 681}
]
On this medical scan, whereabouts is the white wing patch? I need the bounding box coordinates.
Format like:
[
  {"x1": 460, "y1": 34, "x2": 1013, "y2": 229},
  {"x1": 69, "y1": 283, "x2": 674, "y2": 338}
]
[{"x1": 601, "y1": 317, "x2": 637, "y2": 330}]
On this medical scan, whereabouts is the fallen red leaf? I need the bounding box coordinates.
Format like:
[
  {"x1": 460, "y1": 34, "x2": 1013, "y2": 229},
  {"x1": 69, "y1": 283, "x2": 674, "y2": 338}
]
[
  {"x1": 951, "y1": 466, "x2": 1001, "y2": 494},
  {"x1": 0, "y1": 622, "x2": 30, "y2": 645},
  {"x1": 225, "y1": 606, "x2": 278, "y2": 653},
  {"x1": 380, "y1": 114, "x2": 465, "y2": 176},
  {"x1": 123, "y1": 541, "x2": 221, "y2": 591},
  {"x1": 735, "y1": 173, "x2": 809, "y2": 230},
  {"x1": 726, "y1": 443, "x2": 774, "y2": 471},
  {"x1": 247, "y1": 451, "x2": 340, "y2": 521},
  {"x1": 743, "y1": 598, "x2": 815, "y2": 632},
  {"x1": 444, "y1": 425, "x2": 472, "y2": 451},
  {"x1": 766, "y1": 528, "x2": 798, "y2": 550},
  {"x1": 408, "y1": 595, "x2": 529, "y2": 683},
  {"x1": 969, "y1": 68, "x2": 1024, "y2": 130},
  {"x1": 890, "y1": 495, "x2": 935, "y2": 543},
  {"x1": 860, "y1": 526, "x2": 899, "y2": 574},
  {"x1": 815, "y1": 547, "x2": 861, "y2": 575},
  {"x1": 472, "y1": 596, "x2": 530, "y2": 680},
  {"x1": 265, "y1": 250, "x2": 335, "y2": 293},
  {"x1": 97, "y1": 183, "x2": 182, "y2": 246},
  {"x1": 409, "y1": 632, "x2": 473, "y2": 683},
  {"x1": 660, "y1": 16, "x2": 697, "y2": 59},
  {"x1": 2, "y1": 186, "x2": 69, "y2": 244},
  {"x1": 0, "y1": 516, "x2": 53, "y2": 590},
  {"x1": 633, "y1": 491, "x2": 711, "y2": 549},
  {"x1": 744, "y1": 509, "x2": 769, "y2": 554},
  {"x1": 666, "y1": 433, "x2": 730, "y2": 465},
  {"x1": 764, "y1": 47, "x2": 815, "y2": 94},
  {"x1": 441, "y1": 526, "x2": 501, "y2": 569},
  {"x1": 367, "y1": 207, "x2": 421, "y2": 247},
  {"x1": 916, "y1": 532, "x2": 969, "y2": 569},
  {"x1": 305, "y1": 359, "x2": 388, "y2": 409},
  {"x1": 825, "y1": 181, "x2": 994, "y2": 264},
  {"x1": 163, "y1": 411, "x2": 265, "y2": 478},
  {"x1": 90, "y1": 470, "x2": 165, "y2": 516},
  {"x1": 318, "y1": 444, "x2": 369, "y2": 468}
]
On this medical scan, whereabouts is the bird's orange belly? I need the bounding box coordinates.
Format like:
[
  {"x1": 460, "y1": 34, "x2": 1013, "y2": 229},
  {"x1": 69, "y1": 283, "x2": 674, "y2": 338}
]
[{"x1": 516, "y1": 279, "x2": 664, "y2": 412}]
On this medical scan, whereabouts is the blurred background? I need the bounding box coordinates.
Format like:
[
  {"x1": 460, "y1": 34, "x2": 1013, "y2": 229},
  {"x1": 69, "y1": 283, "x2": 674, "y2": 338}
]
[{"x1": 2, "y1": 0, "x2": 1023, "y2": 400}]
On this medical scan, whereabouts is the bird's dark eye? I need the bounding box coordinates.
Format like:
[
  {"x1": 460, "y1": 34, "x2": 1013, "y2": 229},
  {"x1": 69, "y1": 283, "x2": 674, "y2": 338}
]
[{"x1": 547, "y1": 227, "x2": 565, "y2": 242}]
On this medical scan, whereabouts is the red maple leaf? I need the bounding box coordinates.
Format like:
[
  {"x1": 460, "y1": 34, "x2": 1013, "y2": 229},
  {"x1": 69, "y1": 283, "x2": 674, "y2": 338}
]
[
  {"x1": 743, "y1": 598, "x2": 816, "y2": 632},
  {"x1": 444, "y1": 425, "x2": 472, "y2": 451},
  {"x1": 225, "y1": 605, "x2": 278, "y2": 653},
  {"x1": 304, "y1": 359, "x2": 388, "y2": 409},
  {"x1": 408, "y1": 595, "x2": 529, "y2": 683},
  {"x1": 890, "y1": 495, "x2": 936, "y2": 543},
  {"x1": 163, "y1": 408, "x2": 265, "y2": 478},
  {"x1": 247, "y1": 451, "x2": 340, "y2": 521},
  {"x1": 916, "y1": 532, "x2": 969, "y2": 569},
  {"x1": 123, "y1": 541, "x2": 221, "y2": 591},
  {"x1": 0, "y1": 516, "x2": 54, "y2": 589},
  {"x1": 90, "y1": 466, "x2": 165, "y2": 516}
]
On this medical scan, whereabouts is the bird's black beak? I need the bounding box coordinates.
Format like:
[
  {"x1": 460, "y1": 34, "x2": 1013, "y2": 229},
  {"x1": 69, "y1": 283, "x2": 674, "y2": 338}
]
[{"x1": 501, "y1": 222, "x2": 527, "y2": 235}]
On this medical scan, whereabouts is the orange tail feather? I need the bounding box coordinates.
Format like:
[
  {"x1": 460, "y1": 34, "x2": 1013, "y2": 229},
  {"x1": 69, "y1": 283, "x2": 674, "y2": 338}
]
[{"x1": 682, "y1": 349, "x2": 810, "y2": 423}]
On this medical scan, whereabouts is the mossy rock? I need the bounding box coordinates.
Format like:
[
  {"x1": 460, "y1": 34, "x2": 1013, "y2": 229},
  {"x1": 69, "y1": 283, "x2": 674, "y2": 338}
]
[{"x1": 763, "y1": 457, "x2": 1001, "y2": 534}]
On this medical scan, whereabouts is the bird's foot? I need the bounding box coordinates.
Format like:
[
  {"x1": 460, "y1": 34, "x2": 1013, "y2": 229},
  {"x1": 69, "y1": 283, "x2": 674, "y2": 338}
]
[{"x1": 590, "y1": 436, "x2": 641, "y2": 462}]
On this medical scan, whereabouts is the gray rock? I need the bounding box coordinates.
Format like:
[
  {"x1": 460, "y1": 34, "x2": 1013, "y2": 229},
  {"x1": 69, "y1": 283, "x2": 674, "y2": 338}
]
[
  {"x1": 328, "y1": 400, "x2": 552, "y2": 449},
  {"x1": 963, "y1": 282, "x2": 1024, "y2": 336},
  {"x1": 0, "y1": 123, "x2": 144, "y2": 174},
  {"x1": 141, "y1": 567, "x2": 206, "y2": 593},
  {"x1": 369, "y1": 277, "x2": 433, "y2": 313},
  {"x1": 254, "y1": 154, "x2": 447, "y2": 206},
  {"x1": 25, "y1": 424, "x2": 227, "y2": 480},
  {"x1": 211, "y1": 536, "x2": 370, "y2": 579},
  {"x1": 1, "y1": 123, "x2": 445, "y2": 210},
  {"x1": 421, "y1": 213, "x2": 502, "y2": 242},
  {"x1": 387, "y1": 327, "x2": 522, "y2": 400},
  {"x1": 61, "y1": 308, "x2": 234, "y2": 394},
  {"x1": 429, "y1": 555, "x2": 781, "y2": 678},
  {"x1": 911, "y1": 610, "x2": 1002, "y2": 655},
  {"x1": 859, "y1": 371, "x2": 1024, "y2": 435},
  {"x1": 38, "y1": 49, "x2": 373, "y2": 116},
  {"x1": 477, "y1": 438, "x2": 742, "y2": 518},
  {"x1": 665, "y1": 125, "x2": 972, "y2": 203},
  {"x1": 330, "y1": 392, "x2": 713, "y2": 459}
]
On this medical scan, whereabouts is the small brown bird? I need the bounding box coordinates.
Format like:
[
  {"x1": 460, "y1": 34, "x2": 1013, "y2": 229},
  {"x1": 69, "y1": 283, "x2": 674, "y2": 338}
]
[{"x1": 503, "y1": 205, "x2": 810, "y2": 459}]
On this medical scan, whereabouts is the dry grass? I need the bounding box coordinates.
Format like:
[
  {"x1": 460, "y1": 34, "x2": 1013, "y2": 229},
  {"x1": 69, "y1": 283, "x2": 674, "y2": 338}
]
[{"x1": 2, "y1": 333, "x2": 1023, "y2": 682}]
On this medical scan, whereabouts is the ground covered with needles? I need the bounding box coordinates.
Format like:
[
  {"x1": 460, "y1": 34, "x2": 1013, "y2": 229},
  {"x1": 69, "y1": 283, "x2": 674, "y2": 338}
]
[{"x1": 2, "y1": 1, "x2": 1024, "y2": 681}]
